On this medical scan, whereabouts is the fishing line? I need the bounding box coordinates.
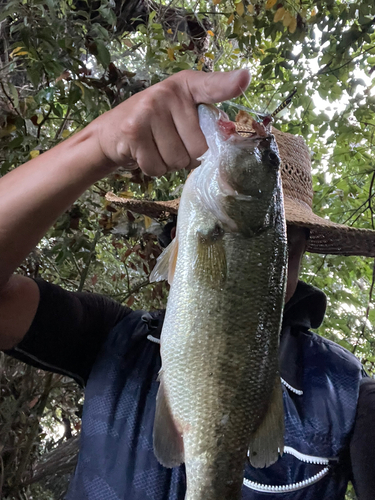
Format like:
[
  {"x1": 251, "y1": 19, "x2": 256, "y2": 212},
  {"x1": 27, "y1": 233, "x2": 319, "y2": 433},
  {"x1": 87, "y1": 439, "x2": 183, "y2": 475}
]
[{"x1": 223, "y1": 87, "x2": 297, "y2": 124}]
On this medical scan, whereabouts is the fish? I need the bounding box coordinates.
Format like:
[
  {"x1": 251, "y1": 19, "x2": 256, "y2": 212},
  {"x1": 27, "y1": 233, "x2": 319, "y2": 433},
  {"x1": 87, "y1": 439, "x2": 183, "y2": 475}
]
[{"x1": 150, "y1": 104, "x2": 287, "y2": 500}]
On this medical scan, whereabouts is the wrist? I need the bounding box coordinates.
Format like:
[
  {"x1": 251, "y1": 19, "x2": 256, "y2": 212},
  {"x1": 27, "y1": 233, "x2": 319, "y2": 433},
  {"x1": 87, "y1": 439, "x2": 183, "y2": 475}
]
[{"x1": 69, "y1": 120, "x2": 118, "y2": 178}]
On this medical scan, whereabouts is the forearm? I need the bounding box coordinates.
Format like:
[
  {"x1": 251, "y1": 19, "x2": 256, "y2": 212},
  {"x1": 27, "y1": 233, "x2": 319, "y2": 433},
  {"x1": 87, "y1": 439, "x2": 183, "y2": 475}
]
[{"x1": 0, "y1": 122, "x2": 112, "y2": 289}]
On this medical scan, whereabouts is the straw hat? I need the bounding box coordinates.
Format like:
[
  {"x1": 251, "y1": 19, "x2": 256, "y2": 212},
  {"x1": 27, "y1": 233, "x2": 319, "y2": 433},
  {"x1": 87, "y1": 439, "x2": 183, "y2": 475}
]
[{"x1": 106, "y1": 113, "x2": 375, "y2": 257}]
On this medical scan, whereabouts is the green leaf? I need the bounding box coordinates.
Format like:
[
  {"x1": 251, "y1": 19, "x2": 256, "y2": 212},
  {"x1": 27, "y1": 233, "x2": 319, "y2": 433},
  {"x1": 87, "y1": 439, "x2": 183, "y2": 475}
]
[
  {"x1": 260, "y1": 54, "x2": 274, "y2": 65},
  {"x1": 176, "y1": 62, "x2": 192, "y2": 70},
  {"x1": 27, "y1": 66, "x2": 41, "y2": 88},
  {"x1": 68, "y1": 83, "x2": 82, "y2": 106},
  {"x1": 96, "y1": 41, "x2": 111, "y2": 68},
  {"x1": 262, "y1": 64, "x2": 273, "y2": 79},
  {"x1": 8, "y1": 82, "x2": 19, "y2": 108},
  {"x1": 53, "y1": 103, "x2": 64, "y2": 118},
  {"x1": 8, "y1": 136, "x2": 23, "y2": 149},
  {"x1": 98, "y1": 5, "x2": 117, "y2": 26}
]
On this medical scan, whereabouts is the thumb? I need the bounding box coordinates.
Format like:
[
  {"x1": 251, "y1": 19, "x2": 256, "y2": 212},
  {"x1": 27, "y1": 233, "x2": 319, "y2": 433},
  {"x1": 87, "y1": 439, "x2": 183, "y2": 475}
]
[{"x1": 184, "y1": 69, "x2": 251, "y2": 105}]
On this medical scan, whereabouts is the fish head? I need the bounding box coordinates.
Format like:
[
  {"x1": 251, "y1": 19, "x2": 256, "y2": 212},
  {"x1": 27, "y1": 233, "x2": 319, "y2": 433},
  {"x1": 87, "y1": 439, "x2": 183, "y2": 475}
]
[
  {"x1": 198, "y1": 104, "x2": 282, "y2": 235},
  {"x1": 220, "y1": 134, "x2": 280, "y2": 199}
]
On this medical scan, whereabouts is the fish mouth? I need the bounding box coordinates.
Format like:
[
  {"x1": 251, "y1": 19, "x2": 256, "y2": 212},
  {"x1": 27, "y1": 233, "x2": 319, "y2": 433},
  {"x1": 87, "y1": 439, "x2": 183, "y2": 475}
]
[
  {"x1": 217, "y1": 111, "x2": 272, "y2": 144},
  {"x1": 221, "y1": 124, "x2": 272, "y2": 148},
  {"x1": 200, "y1": 103, "x2": 273, "y2": 147}
]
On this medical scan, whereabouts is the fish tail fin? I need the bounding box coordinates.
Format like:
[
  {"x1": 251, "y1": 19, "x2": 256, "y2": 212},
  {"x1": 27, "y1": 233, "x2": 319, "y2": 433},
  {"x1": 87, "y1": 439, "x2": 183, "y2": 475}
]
[
  {"x1": 153, "y1": 376, "x2": 185, "y2": 468},
  {"x1": 248, "y1": 376, "x2": 284, "y2": 468}
]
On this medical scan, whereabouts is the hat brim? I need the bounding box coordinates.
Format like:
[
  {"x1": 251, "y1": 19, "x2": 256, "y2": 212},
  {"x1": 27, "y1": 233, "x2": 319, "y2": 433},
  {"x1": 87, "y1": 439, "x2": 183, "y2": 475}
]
[
  {"x1": 105, "y1": 192, "x2": 375, "y2": 258},
  {"x1": 283, "y1": 197, "x2": 375, "y2": 257},
  {"x1": 105, "y1": 192, "x2": 179, "y2": 219}
]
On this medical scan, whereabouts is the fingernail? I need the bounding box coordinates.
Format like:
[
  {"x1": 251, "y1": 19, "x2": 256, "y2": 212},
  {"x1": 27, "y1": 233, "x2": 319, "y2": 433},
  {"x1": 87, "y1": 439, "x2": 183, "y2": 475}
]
[
  {"x1": 230, "y1": 68, "x2": 251, "y2": 88},
  {"x1": 230, "y1": 68, "x2": 250, "y2": 78}
]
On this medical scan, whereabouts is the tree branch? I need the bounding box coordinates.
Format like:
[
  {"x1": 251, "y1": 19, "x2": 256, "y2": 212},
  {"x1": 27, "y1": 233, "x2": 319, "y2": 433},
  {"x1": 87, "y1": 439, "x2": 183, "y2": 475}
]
[
  {"x1": 120, "y1": 278, "x2": 150, "y2": 303},
  {"x1": 37, "y1": 104, "x2": 53, "y2": 139},
  {"x1": 54, "y1": 106, "x2": 71, "y2": 141},
  {"x1": 0, "y1": 81, "x2": 22, "y2": 118}
]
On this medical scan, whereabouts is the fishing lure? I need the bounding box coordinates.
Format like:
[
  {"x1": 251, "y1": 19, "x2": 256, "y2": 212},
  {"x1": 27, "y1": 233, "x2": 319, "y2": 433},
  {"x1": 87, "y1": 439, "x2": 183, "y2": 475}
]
[{"x1": 270, "y1": 88, "x2": 297, "y2": 118}]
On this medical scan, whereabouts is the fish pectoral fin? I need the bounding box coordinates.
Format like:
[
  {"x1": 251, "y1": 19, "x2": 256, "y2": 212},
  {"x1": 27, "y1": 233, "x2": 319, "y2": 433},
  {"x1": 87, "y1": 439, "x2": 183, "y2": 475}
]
[
  {"x1": 153, "y1": 379, "x2": 185, "y2": 468},
  {"x1": 248, "y1": 377, "x2": 284, "y2": 468},
  {"x1": 194, "y1": 224, "x2": 227, "y2": 285},
  {"x1": 149, "y1": 236, "x2": 178, "y2": 285}
]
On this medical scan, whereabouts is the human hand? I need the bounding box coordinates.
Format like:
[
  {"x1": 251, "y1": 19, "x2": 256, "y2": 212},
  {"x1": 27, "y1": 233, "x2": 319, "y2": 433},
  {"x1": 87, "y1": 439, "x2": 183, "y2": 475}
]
[{"x1": 92, "y1": 69, "x2": 251, "y2": 177}]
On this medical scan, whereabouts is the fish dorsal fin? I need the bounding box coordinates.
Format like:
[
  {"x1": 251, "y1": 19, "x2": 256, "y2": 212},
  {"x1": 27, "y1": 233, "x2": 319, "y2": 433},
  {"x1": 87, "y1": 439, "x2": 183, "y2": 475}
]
[
  {"x1": 149, "y1": 236, "x2": 178, "y2": 284},
  {"x1": 248, "y1": 377, "x2": 284, "y2": 468},
  {"x1": 153, "y1": 376, "x2": 185, "y2": 468}
]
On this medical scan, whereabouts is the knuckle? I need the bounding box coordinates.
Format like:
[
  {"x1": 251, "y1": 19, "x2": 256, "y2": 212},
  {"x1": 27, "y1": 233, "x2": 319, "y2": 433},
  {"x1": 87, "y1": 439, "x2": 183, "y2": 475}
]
[
  {"x1": 137, "y1": 87, "x2": 173, "y2": 116},
  {"x1": 133, "y1": 93, "x2": 154, "y2": 115},
  {"x1": 123, "y1": 116, "x2": 143, "y2": 141},
  {"x1": 172, "y1": 69, "x2": 192, "y2": 83},
  {"x1": 141, "y1": 162, "x2": 167, "y2": 178},
  {"x1": 115, "y1": 140, "x2": 129, "y2": 162},
  {"x1": 171, "y1": 152, "x2": 191, "y2": 171},
  {"x1": 141, "y1": 90, "x2": 159, "y2": 108},
  {"x1": 160, "y1": 71, "x2": 193, "y2": 98},
  {"x1": 155, "y1": 81, "x2": 178, "y2": 102}
]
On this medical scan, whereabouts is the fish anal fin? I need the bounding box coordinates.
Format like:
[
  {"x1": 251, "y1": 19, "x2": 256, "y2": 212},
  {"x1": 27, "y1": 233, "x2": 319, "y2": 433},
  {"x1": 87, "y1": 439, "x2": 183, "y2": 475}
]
[
  {"x1": 153, "y1": 378, "x2": 184, "y2": 468},
  {"x1": 248, "y1": 377, "x2": 284, "y2": 468},
  {"x1": 194, "y1": 224, "x2": 227, "y2": 286},
  {"x1": 149, "y1": 237, "x2": 178, "y2": 285}
]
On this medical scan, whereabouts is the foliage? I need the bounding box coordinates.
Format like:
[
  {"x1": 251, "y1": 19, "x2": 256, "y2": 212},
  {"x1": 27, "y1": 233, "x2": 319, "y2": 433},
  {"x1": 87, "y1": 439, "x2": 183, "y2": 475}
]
[{"x1": 1, "y1": 0, "x2": 375, "y2": 498}]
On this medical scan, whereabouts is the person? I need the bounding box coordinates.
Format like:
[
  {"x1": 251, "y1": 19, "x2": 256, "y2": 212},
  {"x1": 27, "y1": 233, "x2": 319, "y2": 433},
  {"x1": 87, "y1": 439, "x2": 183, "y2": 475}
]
[{"x1": 0, "y1": 69, "x2": 374, "y2": 500}]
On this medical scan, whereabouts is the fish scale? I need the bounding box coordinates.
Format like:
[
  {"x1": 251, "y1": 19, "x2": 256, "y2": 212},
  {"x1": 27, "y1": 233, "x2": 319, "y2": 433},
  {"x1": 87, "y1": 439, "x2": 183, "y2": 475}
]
[{"x1": 150, "y1": 104, "x2": 287, "y2": 500}]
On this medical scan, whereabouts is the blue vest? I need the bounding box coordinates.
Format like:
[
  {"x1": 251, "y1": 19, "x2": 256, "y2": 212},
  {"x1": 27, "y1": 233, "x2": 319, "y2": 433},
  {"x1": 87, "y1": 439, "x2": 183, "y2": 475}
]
[{"x1": 66, "y1": 294, "x2": 365, "y2": 499}]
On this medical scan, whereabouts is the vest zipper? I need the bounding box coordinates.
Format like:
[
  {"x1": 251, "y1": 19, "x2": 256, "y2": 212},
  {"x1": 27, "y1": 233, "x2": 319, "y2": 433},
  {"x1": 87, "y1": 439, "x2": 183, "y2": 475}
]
[
  {"x1": 243, "y1": 467, "x2": 330, "y2": 493},
  {"x1": 244, "y1": 446, "x2": 333, "y2": 493},
  {"x1": 280, "y1": 377, "x2": 303, "y2": 395},
  {"x1": 282, "y1": 446, "x2": 330, "y2": 465}
]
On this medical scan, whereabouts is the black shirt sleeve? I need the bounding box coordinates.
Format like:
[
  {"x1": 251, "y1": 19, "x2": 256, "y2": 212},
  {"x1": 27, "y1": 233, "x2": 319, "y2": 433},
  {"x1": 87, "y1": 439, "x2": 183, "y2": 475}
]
[
  {"x1": 4, "y1": 279, "x2": 131, "y2": 386},
  {"x1": 350, "y1": 377, "x2": 375, "y2": 500}
]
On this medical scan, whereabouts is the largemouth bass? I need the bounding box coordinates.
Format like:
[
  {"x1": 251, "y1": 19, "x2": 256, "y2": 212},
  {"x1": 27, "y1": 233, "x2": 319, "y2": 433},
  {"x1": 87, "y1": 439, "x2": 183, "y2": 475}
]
[{"x1": 150, "y1": 104, "x2": 287, "y2": 500}]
